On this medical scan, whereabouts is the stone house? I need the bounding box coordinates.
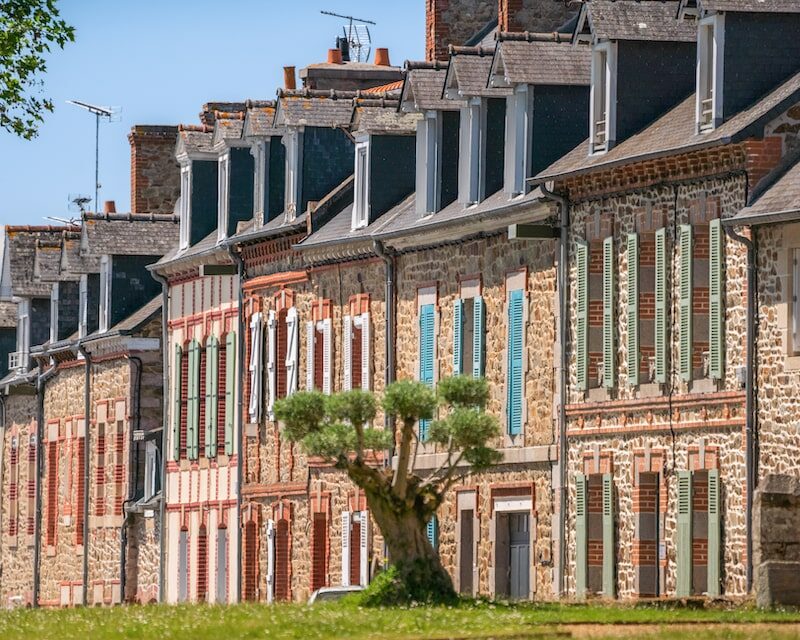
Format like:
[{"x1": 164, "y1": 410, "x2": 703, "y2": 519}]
[{"x1": 532, "y1": 0, "x2": 800, "y2": 600}]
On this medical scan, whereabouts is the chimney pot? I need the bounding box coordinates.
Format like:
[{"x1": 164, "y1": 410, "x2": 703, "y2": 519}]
[
  {"x1": 327, "y1": 48, "x2": 343, "y2": 64},
  {"x1": 374, "y1": 48, "x2": 391, "y2": 66},
  {"x1": 283, "y1": 66, "x2": 296, "y2": 90},
  {"x1": 103, "y1": 200, "x2": 116, "y2": 214}
]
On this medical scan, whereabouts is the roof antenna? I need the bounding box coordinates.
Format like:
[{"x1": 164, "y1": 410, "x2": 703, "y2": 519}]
[
  {"x1": 321, "y1": 10, "x2": 376, "y2": 63},
  {"x1": 67, "y1": 193, "x2": 92, "y2": 217}
]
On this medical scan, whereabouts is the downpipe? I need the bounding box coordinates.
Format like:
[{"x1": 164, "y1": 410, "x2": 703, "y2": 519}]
[
  {"x1": 373, "y1": 240, "x2": 396, "y2": 450},
  {"x1": 77, "y1": 344, "x2": 92, "y2": 606}
]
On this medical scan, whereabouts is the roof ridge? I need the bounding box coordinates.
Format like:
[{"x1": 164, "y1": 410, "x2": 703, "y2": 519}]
[
  {"x1": 214, "y1": 111, "x2": 245, "y2": 120},
  {"x1": 278, "y1": 88, "x2": 361, "y2": 100},
  {"x1": 82, "y1": 212, "x2": 179, "y2": 223},
  {"x1": 178, "y1": 124, "x2": 213, "y2": 133},
  {"x1": 245, "y1": 99, "x2": 276, "y2": 109},
  {"x1": 448, "y1": 45, "x2": 495, "y2": 56},
  {"x1": 497, "y1": 30, "x2": 573, "y2": 43},
  {"x1": 6, "y1": 224, "x2": 79, "y2": 232},
  {"x1": 405, "y1": 60, "x2": 449, "y2": 71}
]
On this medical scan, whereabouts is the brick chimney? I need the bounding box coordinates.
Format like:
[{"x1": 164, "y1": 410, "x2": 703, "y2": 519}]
[
  {"x1": 127, "y1": 125, "x2": 180, "y2": 215},
  {"x1": 426, "y1": 0, "x2": 497, "y2": 62},
  {"x1": 498, "y1": 0, "x2": 576, "y2": 34}
]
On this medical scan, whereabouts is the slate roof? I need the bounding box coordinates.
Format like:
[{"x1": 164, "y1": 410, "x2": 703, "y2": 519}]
[
  {"x1": 275, "y1": 90, "x2": 356, "y2": 128},
  {"x1": 401, "y1": 62, "x2": 460, "y2": 112},
  {"x1": 152, "y1": 227, "x2": 229, "y2": 271},
  {"x1": 213, "y1": 113, "x2": 244, "y2": 144},
  {"x1": 578, "y1": 0, "x2": 696, "y2": 42},
  {"x1": 493, "y1": 36, "x2": 591, "y2": 86},
  {"x1": 534, "y1": 70, "x2": 800, "y2": 183},
  {"x1": 731, "y1": 158, "x2": 800, "y2": 225},
  {"x1": 176, "y1": 125, "x2": 215, "y2": 155},
  {"x1": 446, "y1": 47, "x2": 511, "y2": 98},
  {"x1": 61, "y1": 235, "x2": 100, "y2": 274},
  {"x1": 80, "y1": 213, "x2": 180, "y2": 258},
  {"x1": 0, "y1": 301, "x2": 16, "y2": 328},
  {"x1": 352, "y1": 102, "x2": 420, "y2": 135},
  {"x1": 5, "y1": 226, "x2": 74, "y2": 297},
  {"x1": 82, "y1": 294, "x2": 161, "y2": 342},
  {"x1": 243, "y1": 102, "x2": 280, "y2": 137},
  {"x1": 701, "y1": 0, "x2": 800, "y2": 11},
  {"x1": 33, "y1": 240, "x2": 64, "y2": 282}
]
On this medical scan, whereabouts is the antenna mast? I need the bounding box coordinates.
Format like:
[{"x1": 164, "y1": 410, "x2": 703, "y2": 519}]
[{"x1": 321, "y1": 10, "x2": 376, "y2": 63}]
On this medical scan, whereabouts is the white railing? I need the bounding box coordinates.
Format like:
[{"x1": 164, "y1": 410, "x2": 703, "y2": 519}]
[{"x1": 8, "y1": 351, "x2": 27, "y2": 371}]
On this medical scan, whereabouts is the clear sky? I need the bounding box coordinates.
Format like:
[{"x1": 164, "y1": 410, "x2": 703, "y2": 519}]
[{"x1": 0, "y1": 0, "x2": 424, "y2": 226}]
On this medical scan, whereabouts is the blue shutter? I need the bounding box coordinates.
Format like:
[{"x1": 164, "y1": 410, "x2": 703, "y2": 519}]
[
  {"x1": 472, "y1": 296, "x2": 485, "y2": 378},
  {"x1": 419, "y1": 304, "x2": 435, "y2": 442},
  {"x1": 453, "y1": 299, "x2": 463, "y2": 374},
  {"x1": 507, "y1": 289, "x2": 524, "y2": 436},
  {"x1": 427, "y1": 515, "x2": 439, "y2": 551}
]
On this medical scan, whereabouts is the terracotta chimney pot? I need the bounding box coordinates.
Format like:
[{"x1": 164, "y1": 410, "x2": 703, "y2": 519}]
[
  {"x1": 104, "y1": 200, "x2": 116, "y2": 214},
  {"x1": 374, "y1": 48, "x2": 390, "y2": 66},
  {"x1": 283, "y1": 66, "x2": 296, "y2": 90},
  {"x1": 327, "y1": 48, "x2": 343, "y2": 64}
]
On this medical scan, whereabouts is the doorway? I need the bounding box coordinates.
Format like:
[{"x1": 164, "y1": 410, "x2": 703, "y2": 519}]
[{"x1": 495, "y1": 511, "x2": 530, "y2": 600}]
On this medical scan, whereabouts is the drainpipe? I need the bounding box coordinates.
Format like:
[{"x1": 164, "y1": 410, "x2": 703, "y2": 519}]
[
  {"x1": 226, "y1": 243, "x2": 246, "y2": 603},
  {"x1": 0, "y1": 393, "x2": 6, "y2": 561},
  {"x1": 373, "y1": 240, "x2": 396, "y2": 439},
  {"x1": 724, "y1": 224, "x2": 756, "y2": 593},
  {"x1": 150, "y1": 271, "x2": 170, "y2": 603},
  {"x1": 119, "y1": 355, "x2": 143, "y2": 603},
  {"x1": 33, "y1": 361, "x2": 58, "y2": 608},
  {"x1": 77, "y1": 344, "x2": 92, "y2": 606},
  {"x1": 540, "y1": 180, "x2": 569, "y2": 598}
]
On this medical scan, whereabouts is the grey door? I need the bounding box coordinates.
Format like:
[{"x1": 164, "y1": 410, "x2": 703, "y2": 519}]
[
  {"x1": 459, "y1": 509, "x2": 474, "y2": 595},
  {"x1": 216, "y1": 528, "x2": 228, "y2": 603},
  {"x1": 178, "y1": 530, "x2": 188, "y2": 602},
  {"x1": 508, "y1": 513, "x2": 530, "y2": 600}
]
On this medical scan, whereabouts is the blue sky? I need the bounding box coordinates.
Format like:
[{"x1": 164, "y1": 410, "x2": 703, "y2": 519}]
[{"x1": 0, "y1": 1, "x2": 424, "y2": 226}]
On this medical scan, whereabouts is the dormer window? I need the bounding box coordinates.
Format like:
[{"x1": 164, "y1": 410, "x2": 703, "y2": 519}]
[
  {"x1": 78, "y1": 275, "x2": 88, "y2": 339},
  {"x1": 252, "y1": 141, "x2": 266, "y2": 224},
  {"x1": 352, "y1": 141, "x2": 370, "y2": 230},
  {"x1": 99, "y1": 255, "x2": 111, "y2": 333},
  {"x1": 697, "y1": 15, "x2": 724, "y2": 133},
  {"x1": 217, "y1": 152, "x2": 230, "y2": 243},
  {"x1": 458, "y1": 99, "x2": 484, "y2": 206},
  {"x1": 590, "y1": 43, "x2": 617, "y2": 154},
  {"x1": 49, "y1": 283, "x2": 59, "y2": 343},
  {"x1": 179, "y1": 164, "x2": 192, "y2": 251},
  {"x1": 416, "y1": 110, "x2": 459, "y2": 217},
  {"x1": 504, "y1": 85, "x2": 532, "y2": 197},
  {"x1": 283, "y1": 130, "x2": 303, "y2": 222}
]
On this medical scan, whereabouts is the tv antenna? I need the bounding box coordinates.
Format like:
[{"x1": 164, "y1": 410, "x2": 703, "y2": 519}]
[
  {"x1": 67, "y1": 193, "x2": 92, "y2": 216},
  {"x1": 45, "y1": 215, "x2": 80, "y2": 226},
  {"x1": 67, "y1": 100, "x2": 121, "y2": 215},
  {"x1": 321, "y1": 10, "x2": 375, "y2": 63}
]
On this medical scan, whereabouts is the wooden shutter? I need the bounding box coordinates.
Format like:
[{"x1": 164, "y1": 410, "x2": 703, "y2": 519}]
[
  {"x1": 679, "y1": 225, "x2": 693, "y2": 382},
  {"x1": 575, "y1": 473, "x2": 588, "y2": 598},
  {"x1": 709, "y1": 219, "x2": 724, "y2": 380},
  {"x1": 418, "y1": 304, "x2": 435, "y2": 441},
  {"x1": 603, "y1": 236, "x2": 616, "y2": 388},
  {"x1": 266, "y1": 311, "x2": 276, "y2": 417},
  {"x1": 341, "y1": 511, "x2": 351, "y2": 586},
  {"x1": 602, "y1": 473, "x2": 615, "y2": 598},
  {"x1": 187, "y1": 340, "x2": 200, "y2": 460},
  {"x1": 707, "y1": 468, "x2": 721, "y2": 597},
  {"x1": 205, "y1": 337, "x2": 219, "y2": 458},
  {"x1": 360, "y1": 312, "x2": 371, "y2": 391},
  {"x1": 626, "y1": 233, "x2": 639, "y2": 386},
  {"x1": 343, "y1": 315, "x2": 352, "y2": 391},
  {"x1": 286, "y1": 307, "x2": 299, "y2": 395},
  {"x1": 507, "y1": 289, "x2": 524, "y2": 436},
  {"x1": 224, "y1": 332, "x2": 236, "y2": 456},
  {"x1": 427, "y1": 514, "x2": 439, "y2": 551},
  {"x1": 676, "y1": 469, "x2": 693, "y2": 597},
  {"x1": 306, "y1": 320, "x2": 315, "y2": 391},
  {"x1": 322, "y1": 318, "x2": 333, "y2": 394},
  {"x1": 576, "y1": 241, "x2": 589, "y2": 391},
  {"x1": 173, "y1": 344, "x2": 183, "y2": 461},
  {"x1": 453, "y1": 298, "x2": 463, "y2": 374},
  {"x1": 473, "y1": 296, "x2": 485, "y2": 378},
  {"x1": 249, "y1": 312, "x2": 264, "y2": 423},
  {"x1": 654, "y1": 228, "x2": 667, "y2": 384},
  {"x1": 359, "y1": 510, "x2": 370, "y2": 586}
]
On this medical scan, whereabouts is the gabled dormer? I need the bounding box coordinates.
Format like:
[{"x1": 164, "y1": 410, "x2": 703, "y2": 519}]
[
  {"x1": 48, "y1": 280, "x2": 80, "y2": 344},
  {"x1": 573, "y1": 0, "x2": 697, "y2": 154},
  {"x1": 98, "y1": 254, "x2": 161, "y2": 333},
  {"x1": 243, "y1": 101, "x2": 286, "y2": 228},
  {"x1": 212, "y1": 111, "x2": 254, "y2": 242},
  {"x1": 175, "y1": 125, "x2": 219, "y2": 251},
  {"x1": 401, "y1": 61, "x2": 460, "y2": 216},
  {"x1": 688, "y1": 1, "x2": 800, "y2": 132}
]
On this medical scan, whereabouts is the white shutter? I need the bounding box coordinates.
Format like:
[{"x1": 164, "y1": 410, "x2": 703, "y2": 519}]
[
  {"x1": 267, "y1": 310, "x2": 277, "y2": 419},
  {"x1": 341, "y1": 511, "x2": 351, "y2": 586},
  {"x1": 360, "y1": 510, "x2": 370, "y2": 586},
  {"x1": 322, "y1": 318, "x2": 332, "y2": 395},
  {"x1": 306, "y1": 320, "x2": 315, "y2": 391},
  {"x1": 286, "y1": 307, "x2": 299, "y2": 396},
  {"x1": 343, "y1": 315, "x2": 352, "y2": 391},
  {"x1": 248, "y1": 312, "x2": 263, "y2": 423},
  {"x1": 361, "y1": 312, "x2": 371, "y2": 391},
  {"x1": 266, "y1": 519, "x2": 275, "y2": 604}
]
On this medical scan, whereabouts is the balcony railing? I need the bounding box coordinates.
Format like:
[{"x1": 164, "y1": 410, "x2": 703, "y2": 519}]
[
  {"x1": 700, "y1": 93, "x2": 714, "y2": 130},
  {"x1": 8, "y1": 351, "x2": 28, "y2": 371},
  {"x1": 593, "y1": 117, "x2": 607, "y2": 151}
]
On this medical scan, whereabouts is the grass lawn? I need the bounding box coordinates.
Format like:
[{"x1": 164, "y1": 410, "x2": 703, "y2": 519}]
[{"x1": 0, "y1": 600, "x2": 798, "y2": 640}]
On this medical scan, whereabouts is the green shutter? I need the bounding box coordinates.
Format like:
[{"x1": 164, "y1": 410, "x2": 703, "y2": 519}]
[
  {"x1": 507, "y1": 289, "x2": 524, "y2": 436},
  {"x1": 172, "y1": 344, "x2": 183, "y2": 461},
  {"x1": 709, "y1": 219, "x2": 724, "y2": 380},
  {"x1": 427, "y1": 514, "x2": 439, "y2": 551},
  {"x1": 654, "y1": 228, "x2": 667, "y2": 384},
  {"x1": 225, "y1": 331, "x2": 236, "y2": 456},
  {"x1": 575, "y1": 473, "x2": 588, "y2": 599},
  {"x1": 473, "y1": 296, "x2": 485, "y2": 378},
  {"x1": 679, "y1": 225, "x2": 693, "y2": 382},
  {"x1": 187, "y1": 340, "x2": 200, "y2": 460},
  {"x1": 603, "y1": 237, "x2": 616, "y2": 389},
  {"x1": 205, "y1": 337, "x2": 219, "y2": 458},
  {"x1": 453, "y1": 298, "x2": 463, "y2": 375},
  {"x1": 419, "y1": 304, "x2": 435, "y2": 442},
  {"x1": 707, "y1": 468, "x2": 721, "y2": 597},
  {"x1": 576, "y1": 241, "x2": 589, "y2": 392},
  {"x1": 602, "y1": 473, "x2": 615, "y2": 598},
  {"x1": 627, "y1": 233, "x2": 639, "y2": 387},
  {"x1": 676, "y1": 470, "x2": 693, "y2": 597}
]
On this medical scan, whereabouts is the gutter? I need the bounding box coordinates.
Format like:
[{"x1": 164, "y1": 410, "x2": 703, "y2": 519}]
[
  {"x1": 33, "y1": 361, "x2": 58, "y2": 608},
  {"x1": 539, "y1": 181, "x2": 569, "y2": 599},
  {"x1": 77, "y1": 344, "x2": 92, "y2": 606},
  {"x1": 373, "y1": 241, "x2": 396, "y2": 442}
]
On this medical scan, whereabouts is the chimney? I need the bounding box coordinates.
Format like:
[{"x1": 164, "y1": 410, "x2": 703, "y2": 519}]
[
  {"x1": 426, "y1": 0, "x2": 497, "y2": 62},
  {"x1": 374, "y1": 48, "x2": 391, "y2": 66},
  {"x1": 498, "y1": 0, "x2": 577, "y2": 34},
  {"x1": 283, "y1": 66, "x2": 296, "y2": 90},
  {"x1": 127, "y1": 125, "x2": 180, "y2": 215},
  {"x1": 103, "y1": 200, "x2": 116, "y2": 214},
  {"x1": 327, "y1": 48, "x2": 343, "y2": 64}
]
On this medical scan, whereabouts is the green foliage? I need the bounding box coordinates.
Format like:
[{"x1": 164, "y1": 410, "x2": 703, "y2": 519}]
[
  {"x1": 274, "y1": 390, "x2": 326, "y2": 441},
  {"x1": 1, "y1": 0, "x2": 75, "y2": 139},
  {"x1": 382, "y1": 379, "x2": 437, "y2": 424},
  {"x1": 437, "y1": 375, "x2": 489, "y2": 409},
  {"x1": 326, "y1": 389, "x2": 377, "y2": 427},
  {"x1": 356, "y1": 561, "x2": 458, "y2": 607}
]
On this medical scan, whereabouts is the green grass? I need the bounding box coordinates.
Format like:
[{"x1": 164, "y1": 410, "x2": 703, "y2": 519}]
[{"x1": 0, "y1": 600, "x2": 798, "y2": 640}]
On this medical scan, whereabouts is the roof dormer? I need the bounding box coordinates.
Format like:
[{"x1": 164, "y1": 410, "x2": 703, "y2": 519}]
[
  {"x1": 243, "y1": 101, "x2": 284, "y2": 228},
  {"x1": 212, "y1": 111, "x2": 253, "y2": 243},
  {"x1": 175, "y1": 125, "x2": 218, "y2": 251}
]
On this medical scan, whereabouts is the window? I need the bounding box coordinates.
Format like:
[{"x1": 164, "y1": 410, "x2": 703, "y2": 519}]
[
  {"x1": 506, "y1": 289, "x2": 524, "y2": 436},
  {"x1": 45, "y1": 438, "x2": 57, "y2": 547},
  {"x1": 78, "y1": 275, "x2": 88, "y2": 338},
  {"x1": 590, "y1": 43, "x2": 616, "y2": 154},
  {"x1": 98, "y1": 255, "x2": 111, "y2": 333},
  {"x1": 143, "y1": 440, "x2": 160, "y2": 500},
  {"x1": 217, "y1": 153, "x2": 230, "y2": 242},
  {"x1": 8, "y1": 435, "x2": 19, "y2": 539},
  {"x1": 504, "y1": 84, "x2": 531, "y2": 197},
  {"x1": 283, "y1": 130, "x2": 303, "y2": 221},
  {"x1": 306, "y1": 317, "x2": 332, "y2": 394},
  {"x1": 458, "y1": 99, "x2": 483, "y2": 206},
  {"x1": 696, "y1": 15, "x2": 724, "y2": 132},
  {"x1": 310, "y1": 512, "x2": 327, "y2": 592},
  {"x1": 179, "y1": 164, "x2": 192, "y2": 251},
  {"x1": 344, "y1": 310, "x2": 371, "y2": 392},
  {"x1": 252, "y1": 141, "x2": 266, "y2": 223},
  {"x1": 676, "y1": 469, "x2": 722, "y2": 597},
  {"x1": 341, "y1": 510, "x2": 370, "y2": 587},
  {"x1": 427, "y1": 514, "x2": 439, "y2": 552},
  {"x1": 224, "y1": 332, "x2": 236, "y2": 455},
  {"x1": 267, "y1": 306, "x2": 299, "y2": 418},
  {"x1": 248, "y1": 313, "x2": 264, "y2": 423},
  {"x1": 418, "y1": 302, "x2": 436, "y2": 442},
  {"x1": 352, "y1": 141, "x2": 370, "y2": 230},
  {"x1": 416, "y1": 112, "x2": 441, "y2": 216},
  {"x1": 14, "y1": 298, "x2": 30, "y2": 370},
  {"x1": 49, "y1": 283, "x2": 59, "y2": 343},
  {"x1": 186, "y1": 339, "x2": 201, "y2": 460},
  {"x1": 575, "y1": 473, "x2": 616, "y2": 597},
  {"x1": 204, "y1": 337, "x2": 219, "y2": 457},
  {"x1": 453, "y1": 293, "x2": 485, "y2": 378}
]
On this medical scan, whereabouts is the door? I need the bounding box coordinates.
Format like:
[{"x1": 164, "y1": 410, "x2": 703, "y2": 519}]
[
  {"x1": 459, "y1": 509, "x2": 474, "y2": 595},
  {"x1": 508, "y1": 512, "x2": 530, "y2": 600}
]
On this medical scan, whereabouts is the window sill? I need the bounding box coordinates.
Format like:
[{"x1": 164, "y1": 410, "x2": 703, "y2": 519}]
[
  {"x1": 586, "y1": 387, "x2": 611, "y2": 403},
  {"x1": 785, "y1": 355, "x2": 800, "y2": 371}
]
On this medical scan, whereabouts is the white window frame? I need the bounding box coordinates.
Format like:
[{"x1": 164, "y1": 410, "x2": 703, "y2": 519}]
[
  {"x1": 16, "y1": 298, "x2": 30, "y2": 368},
  {"x1": 283, "y1": 129, "x2": 303, "y2": 222},
  {"x1": 352, "y1": 139, "x2": 370, "y2": 230},
  {"x1": 696, "y1": 14, "x2": 725, "y2": 133},
  {"x1": 143, "y1": 440, "x2": 160, "y2": 500},
  {"x1": 458, "y1": 98, "x2": 484, "y2": 206},
  {"x1": 504, "y1": 84, "x2": 532, "y2": 198},
  {"x1": 343, "y1": 312, "x2": 372, "y2": 391},
  {"x1": 98, "y1": 255, "x2": 111, "y2": 333},
  {"x1": 589, "y1": 41, "x2": 617, "y2": 155},
  {"x1": 217, "y1": 152, "x2": 231, "y2": 243},
  {"x1": 252, "y1": 141, "x2": 266, "y2": 223},
  {"x1": 179, "y1": 163, "x2": 192, "y2": 251},
  {"x1": 415, "y1": 111, "x2": 442, "y2": 216},
  {"x1": 49, "y1": 283, "x2": 59, "y2": 343},
  {"x1": 249, "y1": 312, "x2": 264, "y2": 423},
  {"x1": 78, "y1": 274, "x2": 88, "y2": 339},
  {"x1": 793, "y1": 248, "x2": 800, "y2": 354}
]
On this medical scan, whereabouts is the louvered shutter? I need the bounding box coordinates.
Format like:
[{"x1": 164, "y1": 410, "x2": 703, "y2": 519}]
[
  {"x1": 576, "y1": 241, "x2": 589, "y2": 391},
  {"x1": 359, "y1": 510, "x2": 370, "y2": 586},
  {"x1": 626, "y1": 233, "x2": 639, "y2": 386},
  {"x1": 266, "y1": 311, "x2": 276, "y2": 418},
  {"x1": 654, "y1": 228, "x2": 667, "y2": 384},
  {"x1": 224, "y1": 332, "x2": 236, "y2": 456},
  {"x1": 249, "y1": 313, "x2": 263, "y2": 423},
  {"x1": 187, "y1": 340, "x2": 200, "y2": 460},
  {"x1": 507, "y1": 290, "x2": 524, "y2": 436},
  {"x1": 206, "y1": 337, "x2": 219, "y2": 458},
  {"x1": 266, "y1": 520, "x2": 275, "y2": 603},
  {"x1": 473, "y1": 296, "x2": 485, "y2": 378},
  {"x1": 575, "y1": 473, "x2": 588, "y2": 598},
  {"x1": 173, "y1": 344, "x2": 183, "y2": 461},
  {"x1": 418, "y1": 304, "x2": 435, "y2": 441},
  {"x1": 341, "y1": 511, "x2": 351, "y2": 586},
  {"x1": 707, "y1": 468, "x2": 721, "y2": 597},
  {"x1": 676, "y1": 470, "x2": 693, "y2": 597},
  {"x1": 453, "y1": 298, "x2": 463, "y2": 374},
  {"x1": 360, "y1": 312, "x2": 371, "y2": 391},
  {"x1": 603, "y1": 237, "x2": 616, "y2": 388},
  {"x1": 679, "y1": 225, "x2": 693, "y2": 382},
  {"x1": 427, "y1": 514, "x2": 439, "y2": 551},
  {"x1": 602, "y1": 473, "x2": 615, "y2": 598},
  {"x1": 286, "y1": 307, "x2": 299, "y2": 395},
  {"x1": 322, "y1": 318, "x2": 333, "y2": 394},
  {"x1": 306, "y1": 320, "x2": 315, "y2": 391},
  {"x1": 343, "y1": 315, "x2": 352, "y2": 391},
  {"x1": 709, "y1": 219, "x2": 724, "y2": 380}
]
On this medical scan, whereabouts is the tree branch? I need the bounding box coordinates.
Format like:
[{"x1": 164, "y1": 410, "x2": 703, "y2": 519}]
[{"x1": 391, "y1": 417, "x2": 415, "y2": 500}]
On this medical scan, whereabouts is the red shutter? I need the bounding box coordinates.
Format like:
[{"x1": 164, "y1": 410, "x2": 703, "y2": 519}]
[
  {"x1": 27, "y1": 439, "x2": 35, "y2": 535},
  {"x1": 95, "y1": 423, "x2": 106, "y2": 517},
  {"x1": 311, "y1": 513, "x2": 327, "y2": 591},
  {"x1": 199, "y1": 347, "x2": 207, "y2": 457},
  {"x1": 351, "y1": 325, "x2": 363, "y2": 390},
  {"x1": 314, "y1": 327, "x2": 324, "y2": 390},
  {"x1": 197, "y1": 525, "x2": 208, "y2": 602},
  {"x1": 114, "y1": 426, "x2": 124, "y2": 515},
  {"x1": 276, "y1": 309, "x2": 288, "y2": 399},
  {"x1": 275, "y1": 518, "x2": 290, "y2": 601},
  {"x1": 8, "y1": 441, "x2": 18, "y2": 537},
  {"x1": 46, "y1": 441, "x2": 57, "y2": 546},
  {"x1": 75, "y1": 437, "x2": 85, "y2": 545},
  {"x1": 217, "y1": 341, "x2": 227, "y2": 456},
  {"x1": 350, "y1": 520, "x2": 361, "y2": 586},
  {"x1": 243, "y1": 521, "x2": 257, "y2": 601}
]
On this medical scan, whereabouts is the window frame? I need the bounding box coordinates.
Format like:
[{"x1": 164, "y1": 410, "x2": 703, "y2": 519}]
[
  {"x1": 352, "y1": 139, "x2": 370, "y2": 230},
  {"x1": 98, "y1": 255, "x2": 111, "y2": 333},
  {"x1": 589, "y1": 41, "x2": 617, "y2": 155},
  {"x1": 252, "y1": 140, "x2": 267, "y2": 224},
  {"x1": 217, "y1": 151, "x2": 231, "y2": 243},
  {"x1": 504, "y1": 84, "x2": 532, "y2": 198},
  {"x1": 49, "y1": 282, "x2": 59, "y2": 344},
  {"x1": 179, "y1": 163, "x2": 192, "y2": 251},
  {"x1": 696, "y1": 14, "x2": 725, "y2": 133},
  {"x1": 793, "y1": 248, "x2": 800, "y2": 355},
  {"x1": 458, "y1": 98, "x2": 484, "y2": 206},
  {"x1": 415, "y1": 111, "x2": 442, "y2": 216},
  {"x1": 283, "y1": 129, "x2": 303, "y2": 222}
]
